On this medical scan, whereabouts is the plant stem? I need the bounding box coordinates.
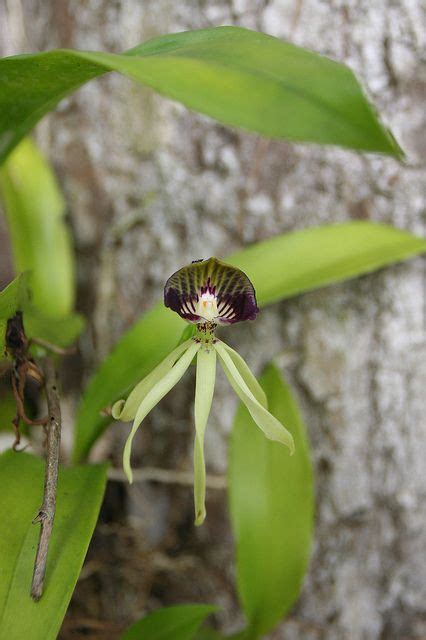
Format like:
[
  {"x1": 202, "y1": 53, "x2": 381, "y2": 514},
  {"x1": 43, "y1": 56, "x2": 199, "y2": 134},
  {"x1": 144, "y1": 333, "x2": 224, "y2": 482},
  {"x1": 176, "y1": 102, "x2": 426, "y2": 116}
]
[
  {"x1": 31, "y1": 357, "x2": 61, "y2": 601},
  {"x1": 107, "y1": 466, "x2": 227, "y2": 489}
]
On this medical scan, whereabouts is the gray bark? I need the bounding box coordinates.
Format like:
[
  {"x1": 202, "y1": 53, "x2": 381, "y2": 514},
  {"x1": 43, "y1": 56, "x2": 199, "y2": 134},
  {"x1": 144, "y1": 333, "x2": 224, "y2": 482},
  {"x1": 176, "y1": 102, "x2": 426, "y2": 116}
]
[{"x1": 0, "y1": 1, "x2": 425, "y2": 638}]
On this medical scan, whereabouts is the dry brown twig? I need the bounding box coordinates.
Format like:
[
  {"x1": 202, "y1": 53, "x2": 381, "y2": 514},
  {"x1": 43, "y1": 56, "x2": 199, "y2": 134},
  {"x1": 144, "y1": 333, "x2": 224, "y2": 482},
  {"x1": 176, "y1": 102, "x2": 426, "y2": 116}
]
[
  {"x1": 30, "y1": 356, "x2": 61, "y2": 601},
  {"x1": 108, "y1": 465, "x2": 227, "y2": 489},
  {"x1": 4, "y1": 312, "x2": 62, "y2": 601}
]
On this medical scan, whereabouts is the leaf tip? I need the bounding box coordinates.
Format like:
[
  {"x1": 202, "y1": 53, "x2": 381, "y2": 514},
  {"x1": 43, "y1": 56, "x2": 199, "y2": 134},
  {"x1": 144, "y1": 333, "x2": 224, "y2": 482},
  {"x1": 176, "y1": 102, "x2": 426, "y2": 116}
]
[{"x1": 385, "y1": 127, "x2": 406, "y2": 161}]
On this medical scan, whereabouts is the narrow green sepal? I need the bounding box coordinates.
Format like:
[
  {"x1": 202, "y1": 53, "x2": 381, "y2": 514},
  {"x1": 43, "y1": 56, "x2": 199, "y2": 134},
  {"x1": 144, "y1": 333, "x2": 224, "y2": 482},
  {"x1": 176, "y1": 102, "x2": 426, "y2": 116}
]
[
  {"x1": 123, "y1": 340, "x2": 201, "y2": 482},
  {"x1": 218, "y1": 340, "x2": 267, "y2": 408},
  {"x1": 215, "y1": 342, "x2": 294, "y2": 454},
  {"x1": 113, "y1": 338, "x2": 194, "y2": 421},
  {"x1": 194, "y1": 347, "x2": 217, "y2": 525}
]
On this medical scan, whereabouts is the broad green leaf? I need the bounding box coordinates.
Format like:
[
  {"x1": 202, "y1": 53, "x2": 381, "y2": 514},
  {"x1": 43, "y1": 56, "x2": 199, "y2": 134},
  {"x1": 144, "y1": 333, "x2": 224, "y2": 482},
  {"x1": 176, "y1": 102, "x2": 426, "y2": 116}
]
[
  {"x1": 196, "y1": 630, "x2": 226, "y2": 640},
  {"x1": 73, "y1": 221, "x2": 425, "y2": 462},
  {"x1": 0, "y1": 271, "x2": 30, "y2": 322},
  {"x1": 0, "y1": 139, "x2": 84, "y2": 351},
  {"x1": 24, "y1": 310, "x2": 85, "y2": 349},
  {"x1": 0, "y1": 138, "x2": 75, "y2": 317},
  {"x1": 228, "y1": 364, "x2": 314, "y2": 638},
  {"x1": 0, "y1": 275, "x2": 84, "y2": 358},
  {"x1": 0, "y1": 27, "x2": 402, "y2": 164},
  {"x1": 0, "y1": 450, "x2": 107, "y2": 640},
  {"x1": 122, "y1": 604, "x2": 218, "y2": 640},
  {"x1": 228, "y1": 222, "x2": 426, "y2": 306}
]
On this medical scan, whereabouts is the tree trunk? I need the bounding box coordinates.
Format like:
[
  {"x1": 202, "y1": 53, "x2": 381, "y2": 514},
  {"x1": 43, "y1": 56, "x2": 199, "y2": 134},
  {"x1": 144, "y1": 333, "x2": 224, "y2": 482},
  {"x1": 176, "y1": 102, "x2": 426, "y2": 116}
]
[{"x1": 0, "y1": 1, "x2": 424, "y2": 638}]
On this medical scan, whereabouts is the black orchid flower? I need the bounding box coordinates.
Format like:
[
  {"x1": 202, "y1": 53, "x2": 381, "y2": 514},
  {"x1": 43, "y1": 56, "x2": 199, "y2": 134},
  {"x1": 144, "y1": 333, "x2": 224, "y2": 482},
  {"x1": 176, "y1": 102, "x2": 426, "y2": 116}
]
[{"x1": 113, "y1": 258, "x2": 294, "y2": 525}]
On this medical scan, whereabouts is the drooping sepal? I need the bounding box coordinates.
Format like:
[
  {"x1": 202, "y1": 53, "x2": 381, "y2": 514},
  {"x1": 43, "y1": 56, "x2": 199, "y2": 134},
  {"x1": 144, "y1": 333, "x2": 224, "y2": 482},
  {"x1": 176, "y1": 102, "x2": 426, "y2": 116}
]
[
  {"x1": 215, "y1": 341, "x2": 295, "y2": 454},
  {"x1": 123, "y1": 340, "x2": 201, "y2": 483},
  {"x1": 164, "y1": 257, "x2": 258, "y2": 325},
  {"x1": 112, "y1": 338, "x2": 194, "y2": 422},
  {"x1": 194, "y1": 347, "x2": 217, "y2": 526}
]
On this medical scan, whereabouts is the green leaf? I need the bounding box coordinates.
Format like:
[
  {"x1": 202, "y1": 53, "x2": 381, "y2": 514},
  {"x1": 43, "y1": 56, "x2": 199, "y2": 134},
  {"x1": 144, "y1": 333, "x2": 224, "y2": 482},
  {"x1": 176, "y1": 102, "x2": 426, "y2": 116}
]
[
  {"x1": 228, "y1": 364, "x2": 314, "y2": 638},
  {"x1": 0, "y1": 274, "x2": 84, "y2": 357},
  {"x1": 196, "y1": 629, "x2": 226, "y2": 640},
  {"x1": 228, "y1": 222, "x2": 426, "y2": 306},
  {"x1": 0, "y1": 272, "x2": 30, "y2": 321},
  {"x1": 73, "y1": 221, "x2": 425, "y2": 461},
  {"x1": 0, "y1": 138, "x2": 75, "y2": 317},
  {"x1": 24, "y1": 310, "x2": 85, "y2": 349},
  {"x1": 121, "y1": 604, "x2": 218, "y2": 640},
  {"x1": 0, "y1": 450, "x2": 107, "y2": 640},
  {"x1": 0, "y1": 27, "x2": 402, "y2": 164},
  {"x1": 0, "y1": 139, "x2": 84, "y2": 351}
]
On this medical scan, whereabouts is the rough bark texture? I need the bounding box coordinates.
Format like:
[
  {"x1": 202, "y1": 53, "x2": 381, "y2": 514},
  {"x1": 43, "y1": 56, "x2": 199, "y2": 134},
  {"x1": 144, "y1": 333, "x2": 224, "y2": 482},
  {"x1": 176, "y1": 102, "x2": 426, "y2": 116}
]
[{"x1": 1, "y1": 1, "x2": 425, "y2": 639}]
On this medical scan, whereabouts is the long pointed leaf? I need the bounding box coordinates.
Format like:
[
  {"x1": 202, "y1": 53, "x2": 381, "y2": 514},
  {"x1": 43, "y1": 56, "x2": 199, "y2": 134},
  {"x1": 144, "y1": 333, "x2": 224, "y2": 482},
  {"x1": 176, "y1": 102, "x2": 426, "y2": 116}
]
[
  {"x1": 0, "y1": 451, "x2": 107, "y2": 640},
  {"x1": 228, "y1": 364, "x2": 314, "y2": 638},
  {"x1": 228, "y1": 222, "x2": 426, "y2": 306},
  {"x1": 0, "y1": 138, "x2": 75, "y2": 317},
  {"x1": 0, "y1": 27, "x2": 402, "y2": 164},
  {"x1": 0, "y1": 139, "x2": 84, "y2": 350}
]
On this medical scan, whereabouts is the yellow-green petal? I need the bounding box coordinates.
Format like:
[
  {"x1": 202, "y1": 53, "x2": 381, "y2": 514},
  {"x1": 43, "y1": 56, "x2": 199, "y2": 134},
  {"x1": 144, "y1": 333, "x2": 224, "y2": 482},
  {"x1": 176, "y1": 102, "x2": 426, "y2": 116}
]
[
  {"x1": 215, "y1": 342, "x2": 294, "y2": 453},
  {"x1": 112, "y1": 338, "x2": 194, "y2": 421},
  {"x1": 123, "y1": 340, "x2": 201, "y2": 482},
  {"x1": 194, "y1": 347, "x2": 217, "y2": 526},
  {"x1": 218, "y1": 340, "x2": 267, "y2": 408}
]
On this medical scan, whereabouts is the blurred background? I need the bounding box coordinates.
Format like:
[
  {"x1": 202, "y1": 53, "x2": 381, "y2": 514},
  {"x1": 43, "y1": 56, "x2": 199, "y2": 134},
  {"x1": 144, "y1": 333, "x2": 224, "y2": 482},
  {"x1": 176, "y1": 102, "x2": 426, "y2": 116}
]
[{"x1": 0, "y1": 1, "x2": 425, "y2": 638}]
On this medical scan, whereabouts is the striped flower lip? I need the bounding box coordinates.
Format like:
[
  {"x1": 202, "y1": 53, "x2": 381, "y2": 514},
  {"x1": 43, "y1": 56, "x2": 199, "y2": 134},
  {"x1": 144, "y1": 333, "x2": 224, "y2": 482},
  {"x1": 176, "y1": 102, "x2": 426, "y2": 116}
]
[{"x1": 164, "y1": 257, "x2": 258, "y2": 326}]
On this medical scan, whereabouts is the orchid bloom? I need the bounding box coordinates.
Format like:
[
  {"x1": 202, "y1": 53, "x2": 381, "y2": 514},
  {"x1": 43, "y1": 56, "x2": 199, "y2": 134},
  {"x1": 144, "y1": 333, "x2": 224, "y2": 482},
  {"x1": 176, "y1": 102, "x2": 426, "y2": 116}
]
[{"x1": 112, "y1": 258, "x2": 294, "y2": 525}]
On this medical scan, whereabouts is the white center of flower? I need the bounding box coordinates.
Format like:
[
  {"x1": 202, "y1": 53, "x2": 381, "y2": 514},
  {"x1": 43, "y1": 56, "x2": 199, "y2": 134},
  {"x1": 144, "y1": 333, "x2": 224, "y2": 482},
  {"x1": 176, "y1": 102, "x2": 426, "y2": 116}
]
[{"x1": 195, "y1": 292, "x2": 218, "y2": 322}]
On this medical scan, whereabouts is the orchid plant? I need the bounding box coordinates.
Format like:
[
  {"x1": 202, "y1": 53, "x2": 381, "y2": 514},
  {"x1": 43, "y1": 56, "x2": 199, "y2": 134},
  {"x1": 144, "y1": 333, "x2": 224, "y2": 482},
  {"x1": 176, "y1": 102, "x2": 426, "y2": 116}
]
[{"x1": 112, "y1": 258, "x2": 294, "y2": 525}]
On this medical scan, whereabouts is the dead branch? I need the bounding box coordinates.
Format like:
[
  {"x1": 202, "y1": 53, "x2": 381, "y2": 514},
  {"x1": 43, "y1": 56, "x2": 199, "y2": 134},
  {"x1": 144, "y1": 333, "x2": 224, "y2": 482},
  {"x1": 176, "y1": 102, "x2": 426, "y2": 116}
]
[{"x1": 31, "y1": 357, "x2": 61, "y2": 601}]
